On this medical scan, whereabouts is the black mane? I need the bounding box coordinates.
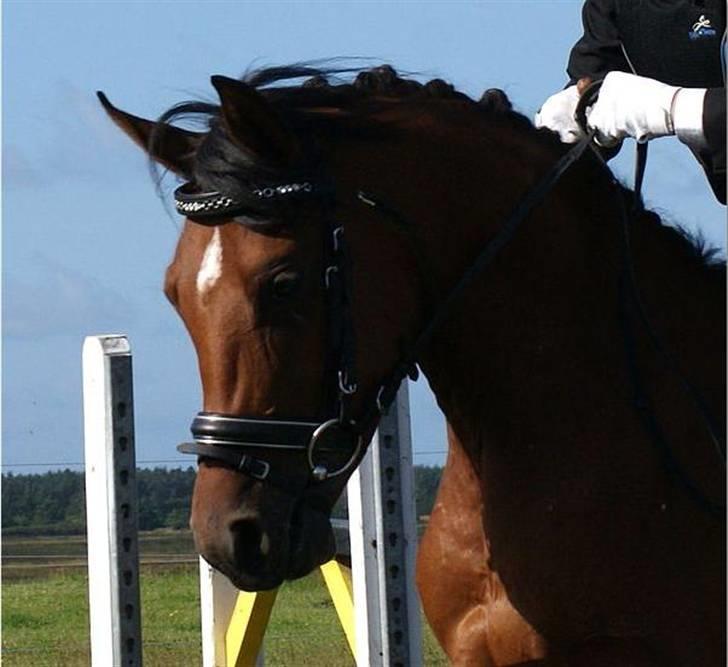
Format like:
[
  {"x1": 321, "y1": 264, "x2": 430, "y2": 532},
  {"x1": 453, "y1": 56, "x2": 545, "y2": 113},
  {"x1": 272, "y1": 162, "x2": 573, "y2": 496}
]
[
  {"x1": 154, "y1": 63, "x2": 724, "y2": 272},
  {"x1": 152, "y1": 64, "x2": 527, "y2": 221}
]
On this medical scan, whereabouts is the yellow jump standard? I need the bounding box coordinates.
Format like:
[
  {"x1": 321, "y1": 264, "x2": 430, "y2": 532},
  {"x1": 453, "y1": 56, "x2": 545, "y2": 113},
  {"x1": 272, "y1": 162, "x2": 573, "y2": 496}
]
[{"x1": 224, "y1": 560, "x2": 354, "y2": 666}]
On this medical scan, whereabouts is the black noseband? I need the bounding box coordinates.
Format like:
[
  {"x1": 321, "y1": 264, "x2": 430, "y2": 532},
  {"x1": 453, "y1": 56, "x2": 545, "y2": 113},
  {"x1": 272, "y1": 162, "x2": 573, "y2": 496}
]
[
  {"x1": 188, "y1": 413, "x2": 321, "y2": 450},
  {"x1": 178, "y1": 413, "x2": 364, "y2": 486}
]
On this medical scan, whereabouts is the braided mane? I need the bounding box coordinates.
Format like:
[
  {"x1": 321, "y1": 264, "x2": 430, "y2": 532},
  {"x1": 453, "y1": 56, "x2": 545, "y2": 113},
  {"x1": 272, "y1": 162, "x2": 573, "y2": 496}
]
[
  {"x1": 157, "y1": 63, "x2": 521, "y2": 141},
  {"x1": 155, "y1": 63, "x2": 723, "y2": 272},
  {"x1": 244, "y1": 63, "x2": 513, "y2": 113}
]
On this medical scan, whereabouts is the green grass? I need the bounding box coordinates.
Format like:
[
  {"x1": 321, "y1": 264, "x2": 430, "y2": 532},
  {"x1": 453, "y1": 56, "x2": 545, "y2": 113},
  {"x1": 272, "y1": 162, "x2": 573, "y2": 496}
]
[
  {"x1": 2, "y1": 567, "x2": 201, "y2": 667},
  {"x1": 2, "y1": 533, "x2": 447, "y2": 665}
]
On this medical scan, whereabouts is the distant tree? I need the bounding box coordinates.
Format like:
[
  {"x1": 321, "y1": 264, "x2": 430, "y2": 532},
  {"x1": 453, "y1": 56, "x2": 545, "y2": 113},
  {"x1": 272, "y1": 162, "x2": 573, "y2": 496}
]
[
  {"x1": 2, "y1": 464, "x2": 442, "y2": 535},
  {"x1": 136, "y1": 468, "x2": 195, "y2": 531},
  {"x1": 2, "y1": 469, "x2": 86, "y2": 533},
  {"x1": 414, "y1": 466, "x2": 443, "y2": 517},
  {"x1": 165, "y1": 507, "x2": 190, "y2": 530}
]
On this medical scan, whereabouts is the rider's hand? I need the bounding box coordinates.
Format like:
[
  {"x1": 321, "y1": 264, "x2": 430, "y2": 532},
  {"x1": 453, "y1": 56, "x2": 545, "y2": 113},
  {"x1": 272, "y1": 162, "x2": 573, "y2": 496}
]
[
  {"x1": 535, "y1": 85, "x2": 584, "y2": 144},
  {"x1": 586, "y1": 71, "x2": 683, "y2": 147}
]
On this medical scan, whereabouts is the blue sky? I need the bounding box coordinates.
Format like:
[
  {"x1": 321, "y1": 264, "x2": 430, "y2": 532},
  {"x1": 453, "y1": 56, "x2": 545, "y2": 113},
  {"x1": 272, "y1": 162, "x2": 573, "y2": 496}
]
[{"x1": 3, "y1": 1, "x2": 725, "y2": 473}]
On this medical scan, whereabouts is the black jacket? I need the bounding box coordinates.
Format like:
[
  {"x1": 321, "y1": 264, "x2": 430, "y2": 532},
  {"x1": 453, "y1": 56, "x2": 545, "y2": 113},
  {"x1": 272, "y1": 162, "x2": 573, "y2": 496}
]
[{"x1": 566, "y1": 0, "x2": 726, "y2": 203}]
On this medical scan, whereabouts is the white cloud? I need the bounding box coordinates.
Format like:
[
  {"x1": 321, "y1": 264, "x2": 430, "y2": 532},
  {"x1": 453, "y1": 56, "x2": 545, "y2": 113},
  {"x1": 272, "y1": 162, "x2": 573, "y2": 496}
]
[{"x1": 4, "y1": 259, "x2": 136, "y2": 339}]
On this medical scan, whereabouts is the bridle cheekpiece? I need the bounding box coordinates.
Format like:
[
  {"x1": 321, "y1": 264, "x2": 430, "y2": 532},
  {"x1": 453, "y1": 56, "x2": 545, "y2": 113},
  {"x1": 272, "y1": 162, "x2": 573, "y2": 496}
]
[{"x1": 175, "y1": 176, "x2": 368, "y2": 489}]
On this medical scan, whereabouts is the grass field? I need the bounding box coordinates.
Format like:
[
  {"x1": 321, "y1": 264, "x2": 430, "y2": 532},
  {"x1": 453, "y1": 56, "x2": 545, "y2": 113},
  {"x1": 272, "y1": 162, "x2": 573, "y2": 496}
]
[{"x1": 2, "y1": 531, "x2": 448, "y2": 666}]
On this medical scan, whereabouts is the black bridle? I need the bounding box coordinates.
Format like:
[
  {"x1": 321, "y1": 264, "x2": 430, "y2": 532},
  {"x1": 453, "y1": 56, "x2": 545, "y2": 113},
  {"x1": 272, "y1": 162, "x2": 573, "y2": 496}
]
[
  {"x1": 175, "y1": 98, "x2": 725, "y2": 511},
  {"x1": 176, "y1": 178, "x2": 367, "y2": 486},
  {"x1": 174, "y1": 133, "x2": 595, "y2": 489}
]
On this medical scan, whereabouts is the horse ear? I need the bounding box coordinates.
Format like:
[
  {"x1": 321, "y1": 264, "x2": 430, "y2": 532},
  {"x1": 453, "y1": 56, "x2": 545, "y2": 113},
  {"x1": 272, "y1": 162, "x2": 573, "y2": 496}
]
[
  {"x1": 97, "y1": 91, "x2": 202, "y2": 176},
  {"x1": 210, "y1": 75, "x2": 301, "y2": 166}
]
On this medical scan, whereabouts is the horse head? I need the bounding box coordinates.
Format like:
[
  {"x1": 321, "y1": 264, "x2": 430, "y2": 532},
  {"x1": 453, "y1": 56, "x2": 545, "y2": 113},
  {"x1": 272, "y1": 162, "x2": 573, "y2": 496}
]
[{"x1": 99, "y1": 70, "x2": 430, "y2": 590}]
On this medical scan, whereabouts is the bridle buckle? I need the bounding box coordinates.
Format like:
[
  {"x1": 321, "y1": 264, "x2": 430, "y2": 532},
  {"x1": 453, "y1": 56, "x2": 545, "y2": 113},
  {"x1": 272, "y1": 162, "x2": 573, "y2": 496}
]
[
  {"x1": 332, "y1": 226, "x2": 344, "y2": 252},
  {"x1": 324, "y1": 265, "x2": 339, "y2": 289},
  {"x1": 239, "y1": 455, "x2": 271, "y2": 481},
  {"x1": 338, "y1": 370, "x2": 358, "y2": 395}
]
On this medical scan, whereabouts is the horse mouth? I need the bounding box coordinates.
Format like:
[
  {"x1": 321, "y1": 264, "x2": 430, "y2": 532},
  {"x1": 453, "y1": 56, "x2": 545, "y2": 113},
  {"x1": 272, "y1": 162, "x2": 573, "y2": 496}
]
[
  {"x1": 286, "y1": 504, "x2": 336, "y2": 580},
  {"x1": 202, "y1": 531, "x2": 283, "y2": 592},
  {"x1": 195, "y1": 503, "x2": 336, "y2": 592},
  {"x1": 224, "y1": 564, "x2": 284, "y2": 592}
]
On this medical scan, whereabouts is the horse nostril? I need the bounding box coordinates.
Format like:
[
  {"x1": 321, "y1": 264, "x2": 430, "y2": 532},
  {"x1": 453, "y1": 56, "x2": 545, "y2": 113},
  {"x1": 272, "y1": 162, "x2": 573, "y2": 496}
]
[{"x1": 229, "y1": 518, "x2": 268, "y2": 574}]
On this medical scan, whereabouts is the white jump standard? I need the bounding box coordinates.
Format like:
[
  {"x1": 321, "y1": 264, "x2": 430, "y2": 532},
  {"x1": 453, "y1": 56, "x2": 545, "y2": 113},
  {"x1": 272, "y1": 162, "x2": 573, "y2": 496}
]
[{"x1": 83, "y1": 335, "x2": 143, "y2": 667}]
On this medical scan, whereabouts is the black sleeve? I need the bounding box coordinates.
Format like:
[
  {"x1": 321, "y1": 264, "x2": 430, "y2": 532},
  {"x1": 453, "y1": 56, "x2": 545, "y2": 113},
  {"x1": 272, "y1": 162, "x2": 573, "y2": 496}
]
[
  {"x1": 567, "y1": 0, "x2": 631, "y2": 84},
  {"x1": 700, "y1": 88, "x2": 726, "y2": 204}
]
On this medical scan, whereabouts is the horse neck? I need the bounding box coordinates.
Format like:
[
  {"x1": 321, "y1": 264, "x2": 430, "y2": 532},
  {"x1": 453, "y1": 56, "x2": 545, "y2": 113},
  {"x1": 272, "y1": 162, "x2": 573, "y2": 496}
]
[{"x1": 402, "y1": 120, "x2": 725, "y2": 471}]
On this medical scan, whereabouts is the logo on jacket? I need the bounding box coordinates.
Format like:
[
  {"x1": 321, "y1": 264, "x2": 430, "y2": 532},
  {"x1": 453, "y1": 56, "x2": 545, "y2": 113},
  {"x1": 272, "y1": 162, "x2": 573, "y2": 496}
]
[{"x1": 689, "y1": 15, "x2": 717, "y2": 40}]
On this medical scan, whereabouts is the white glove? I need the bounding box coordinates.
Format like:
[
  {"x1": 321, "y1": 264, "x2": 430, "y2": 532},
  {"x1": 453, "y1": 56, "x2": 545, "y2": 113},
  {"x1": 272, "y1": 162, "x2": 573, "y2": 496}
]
[
  {"x1": 534, "y1": 85, "x2": 584, "y2": 144},
  {"x1": 587, "y1": 71, "x2": 680, "y2": 146}
]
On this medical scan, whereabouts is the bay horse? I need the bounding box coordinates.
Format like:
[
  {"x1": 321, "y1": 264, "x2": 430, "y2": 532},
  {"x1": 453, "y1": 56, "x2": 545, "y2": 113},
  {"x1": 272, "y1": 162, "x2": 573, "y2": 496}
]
[{"x1": 99, "y1": 64, "x2": 725, "y2": 666}]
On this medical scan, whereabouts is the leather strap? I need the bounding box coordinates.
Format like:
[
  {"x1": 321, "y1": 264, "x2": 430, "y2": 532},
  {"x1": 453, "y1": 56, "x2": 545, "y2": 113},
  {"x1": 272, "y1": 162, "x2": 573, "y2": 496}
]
[
  {"x1": 191, "y1": 413, "x2": 320, "y2": 450},
  {"x1": 355, "y1": 131, "x2": 595, "y2": 432},
  {"x1": 178, "y1": 442, "x2": 271, "y2": 479}
]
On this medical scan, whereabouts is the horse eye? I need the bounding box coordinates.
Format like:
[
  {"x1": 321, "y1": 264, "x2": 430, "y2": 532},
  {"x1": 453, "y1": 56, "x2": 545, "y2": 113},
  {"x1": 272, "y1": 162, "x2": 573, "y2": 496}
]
[{"x1": 270, "y1": 270, "x2": 302, "y2": 300}]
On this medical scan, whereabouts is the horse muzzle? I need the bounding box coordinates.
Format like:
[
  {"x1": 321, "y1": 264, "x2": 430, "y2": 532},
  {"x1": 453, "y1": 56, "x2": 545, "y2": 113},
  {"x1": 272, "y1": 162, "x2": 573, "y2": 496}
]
[{"x1": 193, "y1": 497, "x2": 335, "y2": 591}]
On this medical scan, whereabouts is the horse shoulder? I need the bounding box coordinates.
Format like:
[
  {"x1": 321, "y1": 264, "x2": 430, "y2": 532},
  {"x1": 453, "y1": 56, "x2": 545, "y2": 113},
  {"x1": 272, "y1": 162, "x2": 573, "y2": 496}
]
[{"x1": 417, "y1": 428, "x2": 546, "y2": 666}]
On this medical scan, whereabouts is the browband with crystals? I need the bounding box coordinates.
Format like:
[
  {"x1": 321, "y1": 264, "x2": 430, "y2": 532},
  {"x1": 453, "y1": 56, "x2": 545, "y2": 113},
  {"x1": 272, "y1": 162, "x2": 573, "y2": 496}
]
[{"x1": 174, "y1": 181, "x2": 315, "y2": 219}]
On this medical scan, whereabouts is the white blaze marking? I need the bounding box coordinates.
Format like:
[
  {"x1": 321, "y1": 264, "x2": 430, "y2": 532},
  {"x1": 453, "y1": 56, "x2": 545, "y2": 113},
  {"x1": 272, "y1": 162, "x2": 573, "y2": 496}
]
[{"x1": 197, "y1": 228, "x2": 223, "y2": 295}]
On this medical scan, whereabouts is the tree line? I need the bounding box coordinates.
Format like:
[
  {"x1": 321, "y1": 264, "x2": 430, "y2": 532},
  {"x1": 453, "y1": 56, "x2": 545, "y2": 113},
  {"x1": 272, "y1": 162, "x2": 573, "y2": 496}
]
[{"x1": 2, "y1": 465, "x2": 443, "y2": 536}]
